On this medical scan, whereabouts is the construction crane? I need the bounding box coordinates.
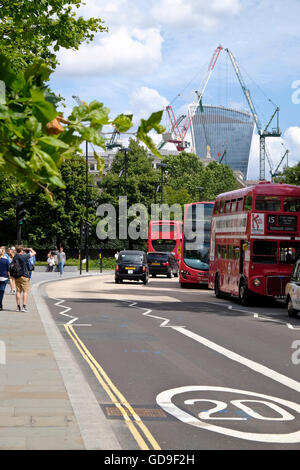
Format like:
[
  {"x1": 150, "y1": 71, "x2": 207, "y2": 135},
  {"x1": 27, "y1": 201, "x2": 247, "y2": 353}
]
[
  {"x1": 225, "y1": 49, "x2": 281, "y2": 181},
  {"x1": 158, "y1": 113, "x2": 186, "y2": 150},
  {"x1": 163, "y1": 45, "x2": 223, "y2": 152}
]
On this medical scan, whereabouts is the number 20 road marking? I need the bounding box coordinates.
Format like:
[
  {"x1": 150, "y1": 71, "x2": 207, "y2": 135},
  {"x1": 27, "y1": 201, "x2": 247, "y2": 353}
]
[{"x1": 156, "y1": 386, "x2": 300, "y2": 443}]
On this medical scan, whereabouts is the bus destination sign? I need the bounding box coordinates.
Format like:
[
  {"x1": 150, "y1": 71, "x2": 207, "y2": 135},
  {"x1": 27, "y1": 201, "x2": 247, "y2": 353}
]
[{"x1": 267, "y1": 214, "x2": 297, "y2": 232}]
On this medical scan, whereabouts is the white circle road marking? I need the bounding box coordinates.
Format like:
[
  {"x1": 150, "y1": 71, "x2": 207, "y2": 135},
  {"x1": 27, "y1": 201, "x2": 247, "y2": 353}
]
[{"x1": 156, "y1": 386, "x2": 300, "y2": 443}]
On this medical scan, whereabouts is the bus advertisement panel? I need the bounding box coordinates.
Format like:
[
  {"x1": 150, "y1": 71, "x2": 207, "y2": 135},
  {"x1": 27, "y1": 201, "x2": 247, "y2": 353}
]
[
  {"x1": 148, "y1": 220, "x2": 183, "y2": 262},
  {"x1": 179, "y1": 202, "x2": 214, "y2": 287},
  {"x1": 208, "y1": 182, "x2": 300, "y2": 305}
]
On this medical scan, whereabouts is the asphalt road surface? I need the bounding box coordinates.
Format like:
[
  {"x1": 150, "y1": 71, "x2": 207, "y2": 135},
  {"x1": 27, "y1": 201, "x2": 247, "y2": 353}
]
[{"x1": 44, "y1": 274, "x2": 300, "y2": 450}]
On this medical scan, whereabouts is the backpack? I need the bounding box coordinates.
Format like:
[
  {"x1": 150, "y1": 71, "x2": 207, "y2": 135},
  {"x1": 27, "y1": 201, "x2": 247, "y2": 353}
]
[{"x1": 9, "y1": 256, "x2": 24, "y2": 279}]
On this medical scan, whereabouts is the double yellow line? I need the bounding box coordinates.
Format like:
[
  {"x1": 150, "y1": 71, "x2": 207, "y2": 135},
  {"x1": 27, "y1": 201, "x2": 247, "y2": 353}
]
[{"x1": 64, "y1": 324, "x2": 161, "y2": 450}]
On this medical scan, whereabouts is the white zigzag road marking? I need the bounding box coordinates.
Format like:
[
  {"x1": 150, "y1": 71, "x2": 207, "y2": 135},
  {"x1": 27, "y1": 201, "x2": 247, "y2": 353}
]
[
  {"x1": 53, "y1": 298, "x2": 91, "y2": 326},
  {"x1": 122, "y1": 299, "x2": 300, "y2": 393}
]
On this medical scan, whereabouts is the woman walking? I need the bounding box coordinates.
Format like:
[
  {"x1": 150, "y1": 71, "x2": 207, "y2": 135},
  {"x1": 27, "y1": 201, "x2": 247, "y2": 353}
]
[
  {"x1": 7, "y1": 248, "x2": 16, "y2": 294},
  {"x1": 0, "y1": 248, "x2": 10, "y2": 311}
]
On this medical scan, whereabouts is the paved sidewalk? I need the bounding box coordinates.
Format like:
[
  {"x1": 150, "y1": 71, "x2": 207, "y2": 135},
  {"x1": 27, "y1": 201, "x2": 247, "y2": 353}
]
[{"x1": 0, "y1": 285, "x2": 85, "y2": 450}]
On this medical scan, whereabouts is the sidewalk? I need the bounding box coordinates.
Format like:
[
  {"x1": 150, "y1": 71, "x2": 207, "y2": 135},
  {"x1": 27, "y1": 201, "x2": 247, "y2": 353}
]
[
  {"x1": 0, "y1": 273, "x2": 118, "y2": 450},
  {"x1": 0, "y1": 284, "x2": 85, "y2": 450}
]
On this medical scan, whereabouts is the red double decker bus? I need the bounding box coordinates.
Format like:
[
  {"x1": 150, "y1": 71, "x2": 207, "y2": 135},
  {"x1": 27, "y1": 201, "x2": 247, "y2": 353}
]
[
  {"x1": 179, "y1": 202, "x2": 214, "y2": 287},
  {"x1": 148, "y1": 220, "x2": 183, "y2": 262},
  {"x1": 209, "y1": 182, "x2": 300, "y2": 305}
]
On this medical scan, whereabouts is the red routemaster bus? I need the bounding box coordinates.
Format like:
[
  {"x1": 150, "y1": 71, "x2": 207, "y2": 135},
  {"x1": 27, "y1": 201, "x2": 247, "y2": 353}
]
[
  {"x1": 179, "y1": 202, "x2": 214, "y2": 287},
  {"x1": 208, "y1": 182, "x2": 300, "y2": 305},
  {"x1": 148, "y1": 220, "x2": 183, "y2": 262}
]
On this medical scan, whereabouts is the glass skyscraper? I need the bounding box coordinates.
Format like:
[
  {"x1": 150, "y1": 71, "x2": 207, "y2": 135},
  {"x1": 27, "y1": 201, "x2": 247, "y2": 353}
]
[{"x1": 190, "y1": 104, "x2": 254, "y2": 178}]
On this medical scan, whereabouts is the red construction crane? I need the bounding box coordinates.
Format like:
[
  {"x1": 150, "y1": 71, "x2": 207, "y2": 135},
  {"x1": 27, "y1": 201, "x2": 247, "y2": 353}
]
[{"x1": 163, "y1": 46, "x2": 223, "y2": 152}]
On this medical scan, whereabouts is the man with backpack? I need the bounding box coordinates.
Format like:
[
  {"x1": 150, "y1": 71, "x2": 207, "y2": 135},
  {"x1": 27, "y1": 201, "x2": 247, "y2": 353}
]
[{"x1": 10, "y1": 246, "x2": 36, "y2": 312}]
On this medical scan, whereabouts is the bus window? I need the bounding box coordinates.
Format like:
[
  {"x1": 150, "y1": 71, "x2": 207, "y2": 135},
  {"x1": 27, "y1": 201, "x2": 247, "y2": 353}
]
[
  {"x1": 236, "y1": 198, "x2": 243, "y2": 212},
  {"x1": 283, "y1": 197, "x2": 300, "y2": 212},
  {"x1": 217, "y1": 245, "x2": 222, "y2": 259},
  {"x1": 225, "y1": 201, "x2": 231, "y2": 213},
  {"x1": 244, "y1": 195, "x2": 253, "y2": 211},
  {"x1": 228, "y1": 245, "x2": 233, "y2": 259},
  {"x1": 219, "y1": 200, "x2": 225, "y2": 213},
  {"x1": 231, "y1": 200, "x2": 237, "y2": 212},
  {"x1": 255, "y1": 196, "x2": 281, "y2": 211},
  {"x1": 233, "y1": 246, "x2": 240, "y2": 260},
  {"x1": 252, "y1": 241, "x2": 277, "y2": 264},
  {"x1": 221, "y1": 246, "x2": 227, "y2": 259},
  {"x1": 214, "y1": 201, "x2": 220, "y2": 214},
  {"x1": 279, "y1": 242, "x2": 300, "y2": 264}
]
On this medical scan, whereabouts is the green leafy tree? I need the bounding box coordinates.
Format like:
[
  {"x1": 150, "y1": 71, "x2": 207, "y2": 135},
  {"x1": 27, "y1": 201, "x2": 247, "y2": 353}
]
[
  {"x1": 0, "y1": 0, "x2": 107, "y2": 72},
  {"x1": 274, "y1": 162, "x2": 300, "y2": 185},
  {"x1": 0, "y1": 55, "x2": 165, "y2": 200},
  {"x1": 163, "y1": 152, "x2": 238, "y2": 201}
]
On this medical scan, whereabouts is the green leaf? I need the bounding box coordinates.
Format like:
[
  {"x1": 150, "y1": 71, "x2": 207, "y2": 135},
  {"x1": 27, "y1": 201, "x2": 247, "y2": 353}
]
[
  {"x1": 38, "y1": 136, "x2": 69, "y2": 149},
  {"x1": 112, "y1": 114, "x2": 133, "y2": 133}
]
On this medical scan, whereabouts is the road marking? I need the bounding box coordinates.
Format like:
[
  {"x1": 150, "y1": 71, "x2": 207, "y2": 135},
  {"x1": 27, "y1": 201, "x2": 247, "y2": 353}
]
[
  {"x1": 125, "y1": 300, "x2": 300, "y2": 393},
  {"x1": 53, "y1": 298, "x2": 78, "y2": 324},
  {"x1": 64, "y1": 324, "x2": 161, "y2": 451},
  {"x1": 156, "y1": 386, "x2": 300, "y2": 443}
]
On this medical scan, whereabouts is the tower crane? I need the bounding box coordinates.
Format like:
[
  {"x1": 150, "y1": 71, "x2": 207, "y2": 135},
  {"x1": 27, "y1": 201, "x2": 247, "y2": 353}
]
[
  {"x1": 225, "y1": 49, "x2": 281, "y2": 181},
  {"x1": 163, "y1": 45, "x2": 223, "y2": 152}
]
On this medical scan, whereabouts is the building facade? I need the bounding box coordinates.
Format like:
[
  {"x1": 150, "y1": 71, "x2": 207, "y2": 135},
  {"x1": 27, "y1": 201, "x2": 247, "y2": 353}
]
[{"x1": 190, "y1": 104, "x2": 254, "y2": 178}]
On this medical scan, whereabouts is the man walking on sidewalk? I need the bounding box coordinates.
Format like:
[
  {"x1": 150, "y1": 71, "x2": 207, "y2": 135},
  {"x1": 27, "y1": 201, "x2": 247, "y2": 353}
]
[
  {"x1": 11, "y1": 246, "x2": 36, "y2": 312},
  {"x1": 57, "y1": 247, "x2": 66, "y2": 276}
]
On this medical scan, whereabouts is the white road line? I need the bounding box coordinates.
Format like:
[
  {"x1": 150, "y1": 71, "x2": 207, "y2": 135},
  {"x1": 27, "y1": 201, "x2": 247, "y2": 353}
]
[
  {"x1": 123, "y1": 300, "x2": 300, "y2": 393},
  {"x1": 53, "y1": 298, "x2": 79, "y2": 325}
]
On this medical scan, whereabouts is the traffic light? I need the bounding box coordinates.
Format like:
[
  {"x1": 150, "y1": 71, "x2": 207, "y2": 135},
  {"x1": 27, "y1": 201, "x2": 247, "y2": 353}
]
[
  {"x1": 82, "y1": 221, "x2": 92, "y2": 239},
  {"x1": 16, "y1": 200, "x2": 26, "y2": 225}
]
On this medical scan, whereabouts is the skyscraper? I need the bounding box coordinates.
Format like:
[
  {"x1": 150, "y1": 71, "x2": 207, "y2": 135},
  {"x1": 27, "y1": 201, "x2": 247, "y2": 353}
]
[{"x1": 190, "y1": 104, "x2": 255, "y2": 178}]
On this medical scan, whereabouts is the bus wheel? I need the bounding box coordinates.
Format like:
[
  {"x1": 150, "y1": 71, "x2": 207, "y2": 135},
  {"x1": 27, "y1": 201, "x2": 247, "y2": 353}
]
[
  {"x1": 239, "y1": 281, "x2": 250, "y2": 306},
  {"x1": 215, "y1": 275, "x2": 222, "y2": 298},
  {"x1": 287, "y1": 298, "x2": 298, "y2": 318}
]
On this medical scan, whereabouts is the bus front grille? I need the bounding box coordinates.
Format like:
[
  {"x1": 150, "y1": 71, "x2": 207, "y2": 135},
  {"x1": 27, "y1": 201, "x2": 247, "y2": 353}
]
[{"x1": 266, "y1": 276, "x2": 289, "y2": 298}]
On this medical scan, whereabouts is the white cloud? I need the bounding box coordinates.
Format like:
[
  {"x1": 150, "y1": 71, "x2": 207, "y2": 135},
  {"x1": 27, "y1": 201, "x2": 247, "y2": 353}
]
[
  {"x1": 129, "y1": 87, "x2": 169, "y2": 123},
  {"x1": 56, "y1": 27, "x2": 163, "y2": 77},
  {"x1": 151, "y1": 0, "x2": 241, "y2": 30}
]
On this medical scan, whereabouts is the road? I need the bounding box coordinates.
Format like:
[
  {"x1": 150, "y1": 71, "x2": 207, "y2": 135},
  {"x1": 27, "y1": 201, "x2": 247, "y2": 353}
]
[{"x1": 43, "y1": 274, "x2": 300, "y2": 450}]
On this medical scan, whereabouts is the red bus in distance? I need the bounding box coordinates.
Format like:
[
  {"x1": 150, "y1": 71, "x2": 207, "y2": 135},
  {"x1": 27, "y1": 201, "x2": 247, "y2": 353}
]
[
  {"x1": 148, "y1": 220, "x2": 183, "y2": 262},
  {"x1": 180, "y1": 202, "x2": 214, "y2": 287},
  {"x1": 209, "y1": 182, "x2": 300, "y2": 305}
]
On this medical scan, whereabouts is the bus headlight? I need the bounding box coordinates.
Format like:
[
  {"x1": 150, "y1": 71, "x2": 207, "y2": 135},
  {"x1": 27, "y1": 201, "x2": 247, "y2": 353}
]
[{"x1": 253, "y1": 278, "x2": 261, "y2": 287}]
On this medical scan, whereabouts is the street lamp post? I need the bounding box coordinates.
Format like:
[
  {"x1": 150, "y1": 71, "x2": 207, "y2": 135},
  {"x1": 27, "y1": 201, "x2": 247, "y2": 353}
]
[
  {"x1": 119, "y1": 148, "x2": 131, "y2": 249},
  {"x1": 196, "y1": 186, "x2": 204, "y2": 201},
  {"x1": 157, "y1": 162, "x2": 168, "y2": 204}
]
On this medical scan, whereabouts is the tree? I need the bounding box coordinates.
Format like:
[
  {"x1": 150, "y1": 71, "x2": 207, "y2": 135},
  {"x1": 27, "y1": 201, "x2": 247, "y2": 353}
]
[
  {"x1": 274, "y1": 162, "x2": 300, "y2": 186},
  {"x1": 163, "y1": 152, "x2": 238, "y2": 201},
  {"x1": 0, "y1": 0, "x2": 107, "y2": 72},
  {"x1": 0, "y1": 55, "x2": 165, "y2": 200}
]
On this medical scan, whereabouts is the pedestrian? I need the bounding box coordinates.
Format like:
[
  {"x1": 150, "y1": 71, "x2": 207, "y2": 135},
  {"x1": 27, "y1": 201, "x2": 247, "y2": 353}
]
[
  {"x1": 0, "y1": 248, "x2": 9, "y2": 311},
  {"x1": 115, "y1": 251, "x2": 119, "y2": 261},
  {"x1": 47, "y1": 253, "x2": 55, "y2": 272},
  {"x1": 7, "y1": 248, "x2": 16, "y2": 294},
  {"x1": 10, "y1": 246, "x2": 36, "y2": 312},
  {"x1": 57, "y1": 247, "x2": 66, "y2": 276},
  {"x1": 27, "y1": 250, "x2": 36, "y2": 279}
]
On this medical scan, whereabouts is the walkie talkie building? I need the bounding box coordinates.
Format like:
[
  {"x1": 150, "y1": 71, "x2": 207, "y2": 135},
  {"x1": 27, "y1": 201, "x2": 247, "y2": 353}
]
[{"x1": 190, "y1": 104, "x2": 255, "y2": 178}]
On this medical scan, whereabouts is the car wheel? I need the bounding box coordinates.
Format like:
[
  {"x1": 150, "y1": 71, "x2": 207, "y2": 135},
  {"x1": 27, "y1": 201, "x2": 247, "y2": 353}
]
[
  {"x1": 152, "y1": 274, "x2": 156, "y2": 278},
  {"x1": 287, "y1": 298, "x2": 298, "y2": 318}
]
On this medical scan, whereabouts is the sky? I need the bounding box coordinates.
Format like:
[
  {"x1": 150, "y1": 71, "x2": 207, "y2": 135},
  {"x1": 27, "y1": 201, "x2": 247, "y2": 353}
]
[{"x1": 50, "y1": 0, "x2": 300, "y2": 180}]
